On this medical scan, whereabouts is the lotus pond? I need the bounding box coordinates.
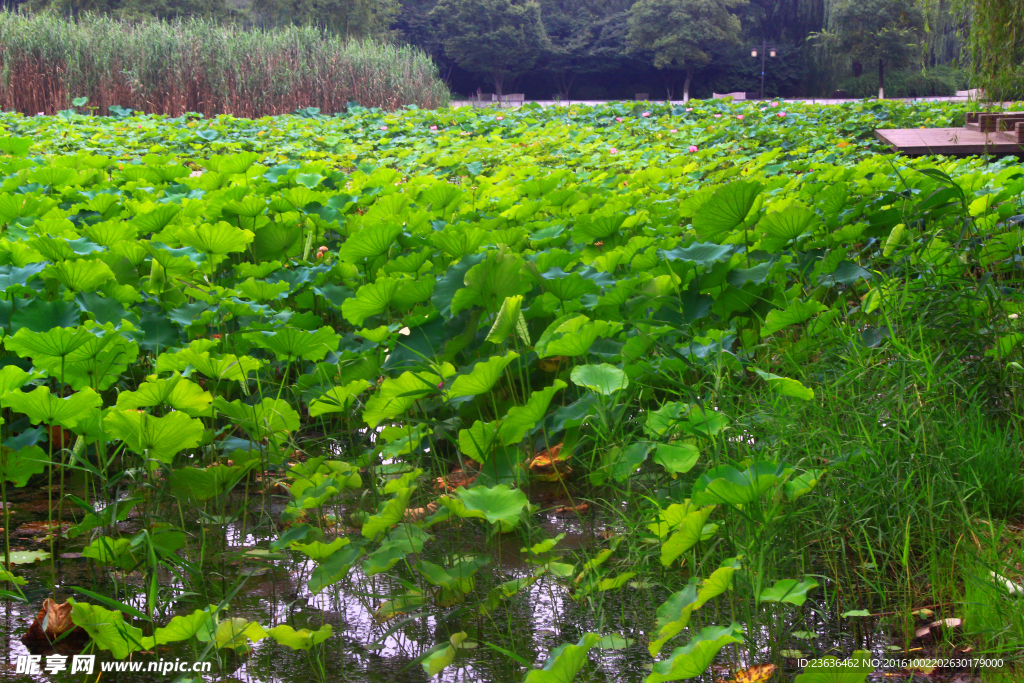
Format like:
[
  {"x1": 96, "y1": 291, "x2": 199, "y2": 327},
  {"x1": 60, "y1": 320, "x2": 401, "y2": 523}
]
[{"x1": 0, "y1": 99, "x2": 1022, "y2": 683}]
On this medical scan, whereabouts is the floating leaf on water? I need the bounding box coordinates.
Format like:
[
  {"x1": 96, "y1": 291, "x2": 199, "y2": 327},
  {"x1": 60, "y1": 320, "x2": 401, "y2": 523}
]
[
  {"x1": 840, "y1": 609, "x2": 872, "y2": 618},
  {"x1": 8, "y1": 550, "x2": 51, "y2": 564},
  {"x1": 598, "y1": 633, "x2": 633, "y2": 650}
]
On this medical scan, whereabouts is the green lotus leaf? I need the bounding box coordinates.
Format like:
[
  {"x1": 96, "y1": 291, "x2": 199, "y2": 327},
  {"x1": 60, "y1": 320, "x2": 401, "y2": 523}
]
[
  {"x1": 70, "y1": 600, "x2": 147, "y2": 659},
  {"x1": 373, "y1": 589, "x2": 425, "y2": 622},
  {"x1": 141, "y1": 609, "x2": 215, "y2": 649},
  {"x1": 479, "y1": 575, "x2": 540, "y2": 615},
  {"x1": 451, "y1": 250, "x2": 528, "y2": 316},
  {"x1": 253, "y1": 222, "x2": 302, "y2": 261},
  {"x1": 418, "y1": 555, "x2": 488, "y2": 606},
  {"x1": 649, "y1": 557, "x2": 742, "y2": 655},
  {"x1": 362, "y1": 486, "x2": 415, "y2": 540},
  {"x1": 115, "y1": 373, "x2": 212, "y2": 417},
  {"x1": 537, "y1": 317, "x2": 620, "y2": 359},
  {"x1": 4, "y1": 325, "x2": 95, "y2": 362},
  {"x1": 498, "y1": 380, "x2": 567, "y2": 445},
  {"x1": 362, "y1": 540, "x2": 409, "y2": 576},
  {"x1": 104, "y1": 409, "x2": 203, "y2": 467},
  {"x1": 308, "y1": 380, "x2": 372, "y2": 417},
  {"x1": 7, "y1": 550, "x2": 51, "y2": 565},
  {"x1": 692, "y1": 462, "x2": 790, "y2": 506},
  {"x1": 236, "y1": 277, "x2": 290, "y2": 301},
  {"x1": 0, "y1": 445, "x2": 48, "y2": 486},
  {"x1": 2, "y1": 386, "x2": 102, "y2": 429},
  {"x1": 448, "y1": 352, "x2": 519, "y2": 399},
  {"x1": 523, "y1": 632, "x2": 601, "y2": 683},
  {"x1": 169, "y1": 463, "x2": 256, "y2": 502},
  {"x1": 0, "y1": 136, "x2": 32, "y2": 156},
  {"x1": 486, "y1": 294, "x2": 527, "y2": 345},
  {"x1": 653, "y1": 443, "x2": 700, "y2": 475},
  {"x1": 338, "y1": 222, "x2": 404, "y2": 263},
  {"x1": 440, "y1": 484, "x2": 531, "y2": 532},
  {"x1": 178, "y1": 350, "x2": 262, "y2": 383},
  {"x1": 178, "y1": 221, "x2": 254, "y2": 255},
  {"x1": 422, "y1": 631, "x2": 468, "y2": 677},
  {"x1": 290, "y1": 537, "x2": 351, "y2": 563},
  {"x1": 308, "y1": 544, "x2": 364, "y2": 594},
  {"x1": 646, "y1": 623, "x2": 745, "y2": 683},
  {"x1": 540, "y1": 270, "x2": 599, "y2": 301},
  {"x1": 214, "y1": 397, "x2": 300, "y2": 447},
  {"x1": 661, "y1": 505, "x2": 716, "y2": 567},
  {"x1": 214, "y1": 617, "x2": 269, "y2": 652},
  {"x1": 43, "y1": 259, "x2": 115, "y2": 292},
  {"x1": 362, "y1": 364, "x2": 455, "y2": 427},
  {"x1": 267, "y1": 624, "x2": 333, "y2": 651},
  {"x1": 570, "y1": 363, "x2": 628, "y2": 395},
  {"x1": 433, "y1": 225, "x2": 487, "y2": 259},
  {"x1": 247, "y1": 326, "x2": 340, "y2": 362},
  {"x1": 760, "y1": 202, "x2": 817, "y2": 241},
  {"x1": 753, "y1": 368, "x2": 815, "y2": 400},
  {"x1": 341, "y1": 277, "x2": 401, "y2": 326},
  {"x1": 762, "y1": 299, "x2": 828, "y2": 336},
  {"x1": 458, "y1": 419, "x2": 500, "y2": 463},
  {"x1": 0, "y1": 365, "x2": 39, "y2": 395},
  {"x1": 759, "y1": 577, "x2": 820, "y2": 607},
  {"x1": 692, "y1": 180, "x2": 762, "y2": 242}
]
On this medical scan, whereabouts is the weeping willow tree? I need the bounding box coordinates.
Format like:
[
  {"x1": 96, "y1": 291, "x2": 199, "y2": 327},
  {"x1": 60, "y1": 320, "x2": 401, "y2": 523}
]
[{"x1": 955, "y1": 0, "x2": 1024, "y2": 101}]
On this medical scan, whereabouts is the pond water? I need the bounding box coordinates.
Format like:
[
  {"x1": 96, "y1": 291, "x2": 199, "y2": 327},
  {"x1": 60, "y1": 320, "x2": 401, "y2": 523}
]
[{"x1": 0, "y1": 477, "x2": 982, "y2": 683}]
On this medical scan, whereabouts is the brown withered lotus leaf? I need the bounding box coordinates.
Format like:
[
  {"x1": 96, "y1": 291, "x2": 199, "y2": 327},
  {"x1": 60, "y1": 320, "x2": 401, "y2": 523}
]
[{"x1": 22, "y1": 599, "x2": 84, "y2": 644}]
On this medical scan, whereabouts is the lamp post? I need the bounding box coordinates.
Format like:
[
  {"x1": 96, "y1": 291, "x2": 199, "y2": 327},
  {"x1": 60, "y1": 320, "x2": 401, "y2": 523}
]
[{"x1": 750, "y1": 41, "x2": 777, "y2": 100}]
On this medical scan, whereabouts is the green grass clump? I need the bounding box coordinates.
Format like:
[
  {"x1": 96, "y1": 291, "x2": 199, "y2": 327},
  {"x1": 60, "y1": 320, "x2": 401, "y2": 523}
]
[{"x1": 0, "y1": 11, "x2": 449, "y2": 116}]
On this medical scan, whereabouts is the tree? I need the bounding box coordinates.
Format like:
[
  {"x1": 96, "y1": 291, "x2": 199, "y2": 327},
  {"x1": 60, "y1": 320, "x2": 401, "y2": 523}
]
[
  {"x1": 626, "y1": 0, "x2": 745, "y2": 102},
  {"x1": 955, "y1": 0, "x2": 1024, "y2": 101},
  {"x1": 250, "y1": 0, "x2": 398, "y2": 37},
  {"x1": 827, "y1": 0, "x2": 925, "y2": 99},
  {"x1": 430, "y1": 0, "x2": 548, "y2": 97}
]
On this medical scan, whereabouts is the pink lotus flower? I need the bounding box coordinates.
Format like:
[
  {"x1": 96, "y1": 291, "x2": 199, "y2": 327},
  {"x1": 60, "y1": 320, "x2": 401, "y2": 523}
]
[
  {"x1": 777, "y1": 112, "x2": 786, "y2": 118},
  {"x1": 760, "y1": 107, "x2": 767, "y2": 112},
  {"x1": 189, "y1": 170, "x2": 203, "y2": 178},
  {"x1": 497, "y1": 116, "x2": 504, "y2": 120},
  {"x1": 736, "y1": 115, "x2": 744, "y2": 120},
  {"x1": 430, "y1": 125, "x2": 438, "y2": 130},
  {"x1": 770, "y1": 101, "x2": 781, "y2": 107},
  {"x1": 688, "y1": 145, "x2": 699, "y2": 153},
  {"x1": 616, "y1": 117, "x2": 623, "y2": 122},
  {"x1": 380, "y1": 126, "x2": 388, "y2": 130},
  {"x1": 714, "y1": 114, "x2": 721, "y2": 118},
  {"x1": 642, "y1": 111, "x2": 650, "y2": 117},
  {"x1": 36, "y1": 111, "x2": 44, "y2": 116},
  {"x1": 686, "y1": 107, "x2": 693, "y2": 111},
  {"x1": 670, "y1": 129, "x2": 677, "y2": 133},
  {"x1": 609, "y1": 148, "x2": 618, "y2": 155}
]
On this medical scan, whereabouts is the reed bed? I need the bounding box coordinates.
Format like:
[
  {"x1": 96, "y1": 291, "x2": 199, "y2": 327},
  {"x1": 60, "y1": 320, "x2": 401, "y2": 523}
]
[{"x1": 0, "y1": 12, "x2": 449, "y2": 116}]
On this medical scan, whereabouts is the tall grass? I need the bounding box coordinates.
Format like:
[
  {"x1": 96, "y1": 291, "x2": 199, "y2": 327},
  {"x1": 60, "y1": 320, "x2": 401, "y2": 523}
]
[{"x1": 0, "y1": 12, "x2": 450, "y2": 116}]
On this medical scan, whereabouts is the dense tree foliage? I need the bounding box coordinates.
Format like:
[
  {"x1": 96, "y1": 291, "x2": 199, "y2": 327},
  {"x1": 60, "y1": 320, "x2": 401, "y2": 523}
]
[
  {"x1": 4, "y1": 0, "x2": 969, "y2": 98},
  {"x1": 814, "y1": 0, "x2": 925, "y2": 99},
  {"x1": 626, "y1": 0, "x2": 744, "y2": 101},
  {"x1": 428, "y1": 0, "x2": 547, "y2": 96},
  {"x1": 955, "y1": 0, "x2": 1024, "y2": 101}
]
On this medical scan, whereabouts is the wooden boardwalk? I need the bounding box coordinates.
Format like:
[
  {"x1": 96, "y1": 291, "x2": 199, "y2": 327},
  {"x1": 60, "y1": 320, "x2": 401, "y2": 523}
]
[{"x1": 875, "y1": 127, "x2": 1024, "y2": 157}]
